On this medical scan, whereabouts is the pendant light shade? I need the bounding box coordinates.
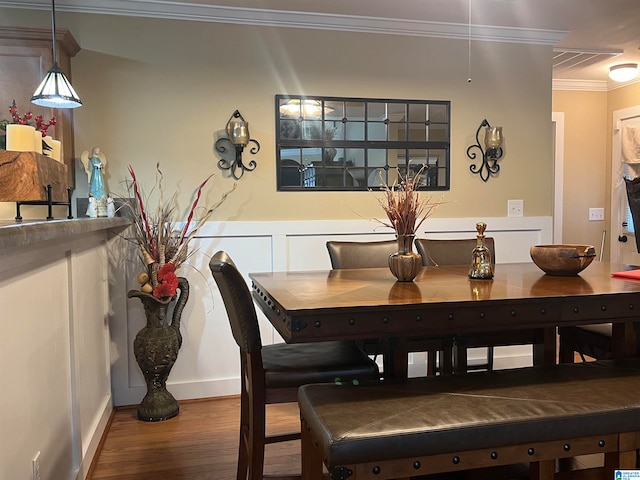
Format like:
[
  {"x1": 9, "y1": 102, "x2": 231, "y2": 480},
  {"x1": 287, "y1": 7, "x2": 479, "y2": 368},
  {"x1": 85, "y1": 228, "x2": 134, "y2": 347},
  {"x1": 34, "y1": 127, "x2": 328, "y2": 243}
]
[
  {"x1": 32, "y1": 63, "x2": 82, "y2": 108},
  {"x1": 31, "y1": 0, "x2": 82, "y2": 109}
]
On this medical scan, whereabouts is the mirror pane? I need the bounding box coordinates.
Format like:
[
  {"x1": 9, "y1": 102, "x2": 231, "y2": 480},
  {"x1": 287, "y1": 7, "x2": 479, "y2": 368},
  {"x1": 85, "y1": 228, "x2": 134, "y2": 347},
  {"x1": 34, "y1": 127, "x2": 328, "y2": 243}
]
[
  {"x1": 387, "y1": 103, "x2": 406, "y2": 121},
  {"x1": 368, "y1": 122, "x2": 387, "y2": 141},
  {"x1": 409, "y1": 103, "x2": 427, "y2": 122},
  {"x1": 429, "y1": 104, "x2": 448, "y2": 123},
  {"x1": 368, "y1": 102, "x2": 386, "y2": 120},
  {"x1": 345, "y1": 121, "x2": 365, "y2": 141},
  {"x1": 368, "y1": 149, "x2": 387, "y2": 167},
  {"x1": 428, "y1": 124, "x2": 448, "y2": 142},
  {"x1": 345, "y1": 102, "x2": 365, "y2": 119}
]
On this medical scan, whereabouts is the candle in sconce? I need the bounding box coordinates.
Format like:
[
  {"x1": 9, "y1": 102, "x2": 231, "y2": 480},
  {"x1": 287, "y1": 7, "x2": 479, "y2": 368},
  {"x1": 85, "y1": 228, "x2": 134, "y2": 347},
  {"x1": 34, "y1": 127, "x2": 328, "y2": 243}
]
[
  {"x1": 33, "y1": 130, "x2": 43, "y2": 154},
  {"x1": 6, "y1": 124, "x2": 36, "y2": 152},
  {"x1": 484, "y1": 127, "x2": 503, "y2": 150}
]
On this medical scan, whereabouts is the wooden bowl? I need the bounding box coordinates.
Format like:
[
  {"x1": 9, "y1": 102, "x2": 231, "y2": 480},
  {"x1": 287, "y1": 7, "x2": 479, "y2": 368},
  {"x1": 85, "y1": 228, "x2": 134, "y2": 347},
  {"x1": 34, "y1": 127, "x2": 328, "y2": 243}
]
[{"x1": 530, "y1": 244, "x2": 596, "y2": 276}]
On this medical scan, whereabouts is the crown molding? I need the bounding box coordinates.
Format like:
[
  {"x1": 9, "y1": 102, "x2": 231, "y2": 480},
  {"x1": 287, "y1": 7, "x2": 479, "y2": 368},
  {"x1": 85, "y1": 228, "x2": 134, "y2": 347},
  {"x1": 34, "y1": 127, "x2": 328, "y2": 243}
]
[
  {"x1": 553, "y1": 77, "x2": 640, "y2": 92},
  {"x1": 552, "y1": 79, "x2": 609, "y2": 92},
  {"x1": 0, "y1": 0, "x2": 567, "y2": 45}
]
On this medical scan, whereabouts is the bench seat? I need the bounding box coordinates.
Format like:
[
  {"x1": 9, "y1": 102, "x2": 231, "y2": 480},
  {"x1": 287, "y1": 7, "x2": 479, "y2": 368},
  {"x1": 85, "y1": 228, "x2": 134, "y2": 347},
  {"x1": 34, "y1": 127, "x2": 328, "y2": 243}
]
[{"x1": 298, "y1": 359, "x2": 640, "y2": 479}]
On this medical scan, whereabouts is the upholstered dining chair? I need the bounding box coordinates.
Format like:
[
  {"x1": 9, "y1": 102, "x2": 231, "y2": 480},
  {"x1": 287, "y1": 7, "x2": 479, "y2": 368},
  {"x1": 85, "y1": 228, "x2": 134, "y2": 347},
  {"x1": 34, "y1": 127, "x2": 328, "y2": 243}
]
[
  {"x1": 209, "y1": 251, "x2": 380, "y2": 480},
  {"x1": 415, "y1": 237, "x2": 540, "y2": 373},
  {"x1": 326, "y1": 239, "x2": 454, "y2": 376}
]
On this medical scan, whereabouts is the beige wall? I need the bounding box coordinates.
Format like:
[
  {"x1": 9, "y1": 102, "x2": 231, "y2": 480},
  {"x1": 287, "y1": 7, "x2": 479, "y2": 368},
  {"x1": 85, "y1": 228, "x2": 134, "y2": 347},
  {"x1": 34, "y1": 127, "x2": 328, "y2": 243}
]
[
  {"x1": 552, "y1": 90, "x2": 607, "y2": 249},
  {"x1": 0, "y1": 8, "x2": 554, "y2": 223}
]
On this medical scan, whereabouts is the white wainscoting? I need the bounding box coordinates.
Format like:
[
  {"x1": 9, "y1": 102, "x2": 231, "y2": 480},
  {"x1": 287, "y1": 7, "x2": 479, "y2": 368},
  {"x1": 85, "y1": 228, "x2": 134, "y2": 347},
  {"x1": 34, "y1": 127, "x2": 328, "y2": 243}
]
[{"x1": 110, "y1": 216, "x2": 553, "y2": 406}]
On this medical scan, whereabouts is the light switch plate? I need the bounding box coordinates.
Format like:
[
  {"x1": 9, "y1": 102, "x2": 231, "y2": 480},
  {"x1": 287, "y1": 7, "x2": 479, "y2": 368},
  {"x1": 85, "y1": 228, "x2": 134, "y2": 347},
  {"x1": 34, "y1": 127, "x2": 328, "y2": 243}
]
[{"x1": 508, "y1": 199, "x2": 524, "y2": 217}]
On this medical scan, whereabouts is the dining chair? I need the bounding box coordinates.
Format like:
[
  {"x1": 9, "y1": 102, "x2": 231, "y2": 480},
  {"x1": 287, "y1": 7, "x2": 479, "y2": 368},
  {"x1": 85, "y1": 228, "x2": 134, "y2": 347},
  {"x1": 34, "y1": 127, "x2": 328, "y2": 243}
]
[
  {"x1": 558, "y1": 324, "x2": 612, "y2": 362},
  {"x1": 415, "y1": 237, "x2": 539, "y2": 373},
  {"x1": 326, "y1": 239, "x2": 453, "y2": 376},
  {"x1": 209, "y1": 251, "x2": 380, "y2": 480}
]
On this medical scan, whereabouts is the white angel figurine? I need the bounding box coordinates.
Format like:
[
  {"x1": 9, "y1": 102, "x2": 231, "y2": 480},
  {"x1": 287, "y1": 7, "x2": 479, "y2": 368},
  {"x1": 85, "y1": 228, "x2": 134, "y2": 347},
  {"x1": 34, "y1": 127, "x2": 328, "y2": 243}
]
[{"x1": 81, "y1": 147, "x2": 110, "y2": 217}]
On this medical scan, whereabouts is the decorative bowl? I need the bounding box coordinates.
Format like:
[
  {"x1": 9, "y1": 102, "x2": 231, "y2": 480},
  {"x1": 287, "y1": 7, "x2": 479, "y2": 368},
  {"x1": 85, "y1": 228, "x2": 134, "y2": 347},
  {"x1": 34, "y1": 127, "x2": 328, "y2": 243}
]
[{"x1": 530, "y1": 244, "x2": 596, "y2": 276}]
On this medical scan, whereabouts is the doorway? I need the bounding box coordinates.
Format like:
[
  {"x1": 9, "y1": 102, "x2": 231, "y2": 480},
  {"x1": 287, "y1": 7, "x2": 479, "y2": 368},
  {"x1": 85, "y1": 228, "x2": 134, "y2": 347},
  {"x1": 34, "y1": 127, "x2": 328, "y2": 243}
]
[{"x1": 610, "y1": 105, "x2": 640, "y2": 265}]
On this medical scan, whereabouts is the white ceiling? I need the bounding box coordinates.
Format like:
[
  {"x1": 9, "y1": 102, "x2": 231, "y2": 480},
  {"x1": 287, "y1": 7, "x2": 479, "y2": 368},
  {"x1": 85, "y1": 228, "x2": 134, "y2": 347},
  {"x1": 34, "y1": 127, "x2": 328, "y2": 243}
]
[{"x1": 2, "y1": 0, "x2": 640, "y2": 84}]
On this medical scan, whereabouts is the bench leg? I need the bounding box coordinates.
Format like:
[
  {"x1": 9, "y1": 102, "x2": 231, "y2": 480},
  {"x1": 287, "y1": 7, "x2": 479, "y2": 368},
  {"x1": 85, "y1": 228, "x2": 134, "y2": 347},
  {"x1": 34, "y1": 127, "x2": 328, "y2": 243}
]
[
  {"x1": 301, "y1": 418, "x2": 324, "y2": 480},
  {"x1": 529, "y1": 460, "x2": 554, "y2": 480}
]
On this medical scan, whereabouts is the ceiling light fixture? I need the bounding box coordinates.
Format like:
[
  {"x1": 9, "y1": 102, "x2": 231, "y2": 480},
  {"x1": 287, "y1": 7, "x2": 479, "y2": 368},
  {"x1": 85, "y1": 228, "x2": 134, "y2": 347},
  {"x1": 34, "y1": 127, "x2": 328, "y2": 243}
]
[
  {"x1": 31, "y1": 0, "x2": 82, "y2": 108},
  {"x1": 609, "y1": 63, "x2": 639, "y2": 83}
]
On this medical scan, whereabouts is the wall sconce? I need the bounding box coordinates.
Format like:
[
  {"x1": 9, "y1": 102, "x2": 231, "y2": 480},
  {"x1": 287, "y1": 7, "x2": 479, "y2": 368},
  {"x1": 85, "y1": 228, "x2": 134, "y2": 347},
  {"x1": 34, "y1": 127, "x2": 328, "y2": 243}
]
[
  {"x1": 215, "y1": 110, "x2": 260, "y2": 180},
  {"x1": 467, "y1": 119, "x2": 503, "y2": 182}
]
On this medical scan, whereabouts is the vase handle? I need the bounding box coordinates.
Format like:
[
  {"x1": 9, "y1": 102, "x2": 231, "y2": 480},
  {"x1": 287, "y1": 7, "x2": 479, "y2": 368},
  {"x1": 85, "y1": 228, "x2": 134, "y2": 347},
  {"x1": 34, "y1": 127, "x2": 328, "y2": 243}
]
[{"x1": 171, "y1": 277, "x2": 190, "y2": 330}]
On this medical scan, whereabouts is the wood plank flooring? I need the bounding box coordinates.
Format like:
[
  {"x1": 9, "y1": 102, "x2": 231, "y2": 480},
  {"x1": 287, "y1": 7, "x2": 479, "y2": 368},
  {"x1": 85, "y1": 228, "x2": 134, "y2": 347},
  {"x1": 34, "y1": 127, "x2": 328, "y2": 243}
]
[{"x1": 87, "y1": 395, "x2": 602, "y2": 480}]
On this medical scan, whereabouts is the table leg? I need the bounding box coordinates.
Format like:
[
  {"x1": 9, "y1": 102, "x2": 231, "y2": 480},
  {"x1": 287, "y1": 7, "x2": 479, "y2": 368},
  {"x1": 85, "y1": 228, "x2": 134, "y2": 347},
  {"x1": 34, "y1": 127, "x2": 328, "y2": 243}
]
[
  {"x1": 388, "y1": 337, "x2": 409, "y2": 379},
  {"x1": 612, "y1": 321, "x2": 637, "y2": 359},
  {"x1": 533, "y1": 327, "x2": 557, "y2": 366}
]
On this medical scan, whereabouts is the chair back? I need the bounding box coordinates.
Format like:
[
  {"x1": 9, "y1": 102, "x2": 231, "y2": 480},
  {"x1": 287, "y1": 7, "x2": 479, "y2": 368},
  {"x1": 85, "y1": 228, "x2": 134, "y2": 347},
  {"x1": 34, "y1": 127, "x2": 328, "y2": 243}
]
[
  {"x1": 209, "y1": 250, "x2": 262, "y2": 354},
  {"x1": 326, "y1": 239, "x2": 397, "y2": 269},
  {"x1": 415, "y1": 237, "x2": 495, "y2": 267}
]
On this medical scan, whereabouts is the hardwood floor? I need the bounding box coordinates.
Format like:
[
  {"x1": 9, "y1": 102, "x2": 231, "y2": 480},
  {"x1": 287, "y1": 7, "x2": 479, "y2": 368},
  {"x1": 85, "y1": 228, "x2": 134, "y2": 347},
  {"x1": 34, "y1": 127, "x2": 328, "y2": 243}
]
[
  {"x1": 88, "y1": 395, "x2": 603, "y2": 480},
  {"x1": 88, "y1": 397, "x2": 301, "y2": 480}
]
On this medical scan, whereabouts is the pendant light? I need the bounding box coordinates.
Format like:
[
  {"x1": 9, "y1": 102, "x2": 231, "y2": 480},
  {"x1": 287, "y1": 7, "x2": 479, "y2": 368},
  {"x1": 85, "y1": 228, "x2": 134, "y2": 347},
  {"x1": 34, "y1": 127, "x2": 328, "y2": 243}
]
[{"x1": 31, "y1": 0, "x2": 82, "y2": 109}]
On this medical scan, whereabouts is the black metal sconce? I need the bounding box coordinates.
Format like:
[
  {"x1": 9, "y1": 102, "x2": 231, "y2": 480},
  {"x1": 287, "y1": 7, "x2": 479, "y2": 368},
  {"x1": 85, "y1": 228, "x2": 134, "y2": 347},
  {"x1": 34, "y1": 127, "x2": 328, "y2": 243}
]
[
  {"x1": 467, "y1": 119, "x2": 504, "y2": 182},
  {"x1": 215, "y1": 110, "x2": 260, "y2": 180}
]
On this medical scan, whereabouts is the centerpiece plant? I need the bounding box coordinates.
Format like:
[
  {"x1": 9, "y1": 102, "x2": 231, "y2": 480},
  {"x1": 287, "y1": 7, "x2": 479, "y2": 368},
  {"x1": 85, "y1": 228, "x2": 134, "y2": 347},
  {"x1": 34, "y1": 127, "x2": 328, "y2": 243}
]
[{"x1": 374, "y1": 168, "x2": 445, "y2": 281}]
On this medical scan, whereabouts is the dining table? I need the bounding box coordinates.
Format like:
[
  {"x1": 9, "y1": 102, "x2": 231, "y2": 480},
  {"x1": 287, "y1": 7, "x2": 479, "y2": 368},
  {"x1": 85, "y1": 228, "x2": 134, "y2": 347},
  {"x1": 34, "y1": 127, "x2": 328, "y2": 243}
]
[{"x1": 249, "y1": 261, "x2": 640, "y2": 379}]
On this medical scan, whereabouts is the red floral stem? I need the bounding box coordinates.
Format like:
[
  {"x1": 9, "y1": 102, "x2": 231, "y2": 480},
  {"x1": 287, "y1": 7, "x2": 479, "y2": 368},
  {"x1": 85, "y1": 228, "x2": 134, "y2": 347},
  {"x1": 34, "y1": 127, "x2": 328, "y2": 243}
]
[
  {"x1": 180, "y1": 173, "x2": 214, "y2": 243},
  {"x1": 128, "y1": 165, "x2": 157, "y2": 260}
]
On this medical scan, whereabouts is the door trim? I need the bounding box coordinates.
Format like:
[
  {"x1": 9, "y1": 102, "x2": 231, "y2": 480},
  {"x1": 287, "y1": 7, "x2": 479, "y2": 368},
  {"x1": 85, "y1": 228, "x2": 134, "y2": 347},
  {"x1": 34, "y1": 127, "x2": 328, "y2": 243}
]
[{"x1": 552, "y1": 112, "x2": 564, "y2": 244}]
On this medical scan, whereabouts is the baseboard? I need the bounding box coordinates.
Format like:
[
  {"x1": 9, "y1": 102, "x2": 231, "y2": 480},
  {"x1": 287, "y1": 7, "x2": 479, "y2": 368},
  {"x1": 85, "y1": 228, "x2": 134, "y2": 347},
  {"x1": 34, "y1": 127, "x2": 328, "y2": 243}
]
[{"x1": 76, "y1": 396, "x2": 114, "y2": 480}]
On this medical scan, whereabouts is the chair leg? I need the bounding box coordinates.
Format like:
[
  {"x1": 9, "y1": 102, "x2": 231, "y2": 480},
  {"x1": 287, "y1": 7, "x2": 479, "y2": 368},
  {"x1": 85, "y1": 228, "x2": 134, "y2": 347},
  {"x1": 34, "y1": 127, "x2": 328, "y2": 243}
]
[
  {"x1": 453, "y1": 343, "x2": 468, "y2": 374},
  {"x1": 237, "y1": 388, "x2": 250, "y2": 480},
  {"x1": 247, "y1": 390, "x2": 266, "y2": 480},
  {"x1": 486, "y1": 346, "x2": 494, "y2": 371},
  {"x1": 558, "y1": 338, "x2": 576, "y2": 363},
  {"x1": 427, "y1": 351, "x2": 436, "y2": 376},
  {"x1": 440, "y1": 346, "x2": 453, "y2": 374}
]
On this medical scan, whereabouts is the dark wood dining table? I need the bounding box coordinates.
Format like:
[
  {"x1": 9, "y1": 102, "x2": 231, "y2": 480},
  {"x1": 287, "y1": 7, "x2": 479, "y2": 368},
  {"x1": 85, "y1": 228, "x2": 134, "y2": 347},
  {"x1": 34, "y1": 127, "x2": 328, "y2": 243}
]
[{"x1": 249, "y1": 261, "x2": 640, "y2": 378}]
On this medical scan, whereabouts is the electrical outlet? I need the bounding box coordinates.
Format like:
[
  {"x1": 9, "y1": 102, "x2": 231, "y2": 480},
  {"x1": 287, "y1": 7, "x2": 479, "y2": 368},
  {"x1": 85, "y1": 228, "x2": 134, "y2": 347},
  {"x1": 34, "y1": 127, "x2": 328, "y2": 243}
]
[
  {"x1": 32, "y1": 451, "x2": 41, "y2": 480},
  {"x1": 508, "y1": 199, "x2": 524, "y2": 217},
  {"x1": 589, "y1": 207, "x2": 604, "y2": 221}
]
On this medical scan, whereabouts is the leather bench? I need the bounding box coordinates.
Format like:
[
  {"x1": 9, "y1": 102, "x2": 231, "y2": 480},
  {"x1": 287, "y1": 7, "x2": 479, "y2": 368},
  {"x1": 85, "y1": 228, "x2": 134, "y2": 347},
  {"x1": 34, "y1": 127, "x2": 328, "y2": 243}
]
[{"x1": 298, "y1": 359, "x2": 640, "y2": 480}]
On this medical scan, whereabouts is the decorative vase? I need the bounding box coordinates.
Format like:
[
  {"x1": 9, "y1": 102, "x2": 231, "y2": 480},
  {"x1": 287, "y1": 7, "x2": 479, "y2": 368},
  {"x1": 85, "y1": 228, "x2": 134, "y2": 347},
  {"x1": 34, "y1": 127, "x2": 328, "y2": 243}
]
[
  {"x1": 388, "y1": 234, "x2": 422, "y2": 282},
  {"x1": 128, "y1": 277, "x2": 189, "y2": 421}
]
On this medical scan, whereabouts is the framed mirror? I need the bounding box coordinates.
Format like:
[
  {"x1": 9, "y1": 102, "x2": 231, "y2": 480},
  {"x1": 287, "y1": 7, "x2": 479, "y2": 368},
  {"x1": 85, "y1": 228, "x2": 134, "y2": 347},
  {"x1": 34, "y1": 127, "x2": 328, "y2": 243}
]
[{"x1": 276, "y1": 95, "x2": 450, "y2": 191}]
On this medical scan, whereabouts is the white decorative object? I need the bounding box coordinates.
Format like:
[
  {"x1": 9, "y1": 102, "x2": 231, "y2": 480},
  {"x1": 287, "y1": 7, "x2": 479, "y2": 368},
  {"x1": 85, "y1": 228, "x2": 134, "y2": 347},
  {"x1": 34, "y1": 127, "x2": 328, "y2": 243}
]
[
  {"x1": 106, "y1": 197, "x2": 115, "y2": 218},
  {"x1": 6, "y1": 124, "x2": 36, "y2": 152},
  {"x1": 86, "y1": 197, "x2": 97, "y2": 218},
  {"x1": 33, "y1": 130, "x2": 43, "y2": 154}
]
